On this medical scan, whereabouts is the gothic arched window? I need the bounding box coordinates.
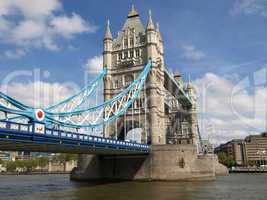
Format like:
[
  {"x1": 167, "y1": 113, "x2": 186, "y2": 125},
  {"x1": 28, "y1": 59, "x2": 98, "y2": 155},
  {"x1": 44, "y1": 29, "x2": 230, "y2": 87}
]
[
  {"x1": 125, "y1": 74, "x2": 134, "y2": 86},
  {"x1": 130, "y1": 50, "x2": 134, "y2": 58},
  {"x1": 124, "y1": 38, "x2": 128, "y2": 47},
  {"x1": 135, "y1": 49, "x2": 140, "y2": 57},
  {"x1": 119, "y1": 53, "x2": 122, "y2": 59},
  {"x1": 130, "y1": 37, "x2": 134, "y2": 46},
  {"x1": 124, "y1": 51, "x2": 128, "y2": 59}
]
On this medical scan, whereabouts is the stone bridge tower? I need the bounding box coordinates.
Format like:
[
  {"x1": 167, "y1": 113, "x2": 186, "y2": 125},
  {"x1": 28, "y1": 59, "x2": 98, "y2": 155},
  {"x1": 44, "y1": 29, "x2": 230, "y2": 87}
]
[
  {"x1": 103, "y1": 6, "x2": 166, "y2": 144},
  {"x1": 71, "y1": 6, "x2": 228, "y2": 182}
]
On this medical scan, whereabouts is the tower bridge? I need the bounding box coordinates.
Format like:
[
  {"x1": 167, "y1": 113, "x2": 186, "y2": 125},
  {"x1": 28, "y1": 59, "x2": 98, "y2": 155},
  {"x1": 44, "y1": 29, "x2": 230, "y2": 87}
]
[{"x1": 0, "y1": 7, "x2": 227, "y2": 181}]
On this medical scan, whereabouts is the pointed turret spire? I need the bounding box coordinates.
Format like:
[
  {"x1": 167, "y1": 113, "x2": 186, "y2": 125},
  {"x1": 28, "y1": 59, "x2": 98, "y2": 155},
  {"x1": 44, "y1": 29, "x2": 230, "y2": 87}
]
[
  {"x1": 189, "y1": 74, "x2": 191, "y2": 83},
  {"x1": 104, "y1": 19, "x2": 112, "y2": 40},
  {"x1": 146, "y1": 10, "x2": 155, "y2": 31},
  {"x1": 156, "y1": 22, "x2": 163, "y2": 41},
  {"x1": 128, "y1": 4, "x2": 139, "y2": 18},
  {"x1": 187, "y1": 74, "x2": 193, "y2": 89}
]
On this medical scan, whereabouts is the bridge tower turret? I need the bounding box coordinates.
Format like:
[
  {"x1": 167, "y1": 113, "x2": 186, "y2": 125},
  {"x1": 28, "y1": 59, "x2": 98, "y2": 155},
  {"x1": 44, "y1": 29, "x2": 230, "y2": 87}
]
[
  {"x1": 102, "y1": 7, "x2": 166, "y2": 144},
  {"x1": 187, "y1": 82, "x2": 198, "y2": 146},
  {"x1": 146, "y1": 10, "x2": 166, "y2": 144},
  {"x1": 103, "y1": 20, "x2": 113, "y2": 103}
]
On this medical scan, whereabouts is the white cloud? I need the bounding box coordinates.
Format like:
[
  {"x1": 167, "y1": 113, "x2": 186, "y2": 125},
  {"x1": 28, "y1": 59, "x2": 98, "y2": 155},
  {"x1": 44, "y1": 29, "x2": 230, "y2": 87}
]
[
  {"x1": 1, "y1": 81, "x2": 78, "y2": 108},
  {"x1": 4, "y1": 49, "x2": 26, "y2": 59},
  {"x1": 11, "y1": 20, "x2": 46, "y2": 42},
  {"x1": 194, "y1": 67, "x2": 267, "y2": 146},
  {"x1": 180, "y1": 44, "x2": 206, "y2": 61},
  {"x1": 84, "y1": 55, "x2": 103, "y2": 74},
  {"x1": 11, "y1": 0, "x2": 62, "y2": 19},
  {"x1": 51, "y1": 13, "x2": 97, "y2": 38},
  {"x1": 231, "y1": 0, "x2": 267, "y2": 17},
  {"x1": 0, "y1": 0, "x2": 11, "y2": 16},
  {"x1": 0, "y1": 0, "x2": 97, "y2": 55}
]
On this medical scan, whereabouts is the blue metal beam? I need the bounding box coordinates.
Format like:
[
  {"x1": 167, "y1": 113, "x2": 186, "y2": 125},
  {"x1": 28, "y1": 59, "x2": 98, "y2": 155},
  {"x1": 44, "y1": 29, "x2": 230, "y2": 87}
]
[{"x1": 0, "y1": 120, "x2": 150, "y2": 155}]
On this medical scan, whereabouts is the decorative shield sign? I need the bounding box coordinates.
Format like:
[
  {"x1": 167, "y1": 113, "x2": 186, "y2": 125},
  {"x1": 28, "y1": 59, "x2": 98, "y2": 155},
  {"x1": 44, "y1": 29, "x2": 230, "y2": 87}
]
[
  {"x1": 34, "y1": 123, "x2": 45, "y2": 134},
  {"x1": 35, "y1": 109, "x2": 45, "y2": 122}
]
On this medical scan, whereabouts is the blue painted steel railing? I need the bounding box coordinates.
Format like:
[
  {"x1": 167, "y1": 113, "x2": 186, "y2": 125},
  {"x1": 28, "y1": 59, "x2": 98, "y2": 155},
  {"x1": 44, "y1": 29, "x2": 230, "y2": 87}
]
[{"x1": 0, "y1": 120, "x2": 149, "y2": 153}]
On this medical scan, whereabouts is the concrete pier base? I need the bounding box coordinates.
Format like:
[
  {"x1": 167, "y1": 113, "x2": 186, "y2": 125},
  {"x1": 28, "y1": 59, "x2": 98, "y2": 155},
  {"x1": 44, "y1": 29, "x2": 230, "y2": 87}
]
[{"x1": 70, "y1": 145, "x2": 228, "y2": 181}]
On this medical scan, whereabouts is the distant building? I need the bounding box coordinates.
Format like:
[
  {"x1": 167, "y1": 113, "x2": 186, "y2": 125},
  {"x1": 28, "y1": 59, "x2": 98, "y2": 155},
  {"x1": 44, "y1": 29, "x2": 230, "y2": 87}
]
[
  {"x1": 215, "y1": 139, "x2": 245, "y2": 166},
  {"x1": 16, "y1": 151, "x2": 31, "y2": 160},
  {"x1": 0, "y1": 151, "x2": 11, "y2": 161},
  {"x1": 243, "y1": 132, "x2": 267, "y2": 166},
  {"x1": 0, "y1": 151, "x2": 17, "y2": 161},
  {"x1": 14, "y1": 152, "x2": 52, "y2": 160},
  {"x1": 215, "y1": 133, "x2": 267, "y2": 167}
]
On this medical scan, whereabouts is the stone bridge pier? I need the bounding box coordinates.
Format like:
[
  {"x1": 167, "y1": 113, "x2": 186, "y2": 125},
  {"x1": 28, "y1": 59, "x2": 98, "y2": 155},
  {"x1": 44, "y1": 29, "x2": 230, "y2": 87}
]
[{"x1": 71, "y1": 145, "x2": 228, "y2": 181}]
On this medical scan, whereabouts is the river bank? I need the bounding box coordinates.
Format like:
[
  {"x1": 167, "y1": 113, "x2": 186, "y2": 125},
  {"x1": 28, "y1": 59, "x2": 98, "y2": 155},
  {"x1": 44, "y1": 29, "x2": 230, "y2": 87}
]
[{"x1": 229, "y1": 167, "x2": 267, "y2": 173}]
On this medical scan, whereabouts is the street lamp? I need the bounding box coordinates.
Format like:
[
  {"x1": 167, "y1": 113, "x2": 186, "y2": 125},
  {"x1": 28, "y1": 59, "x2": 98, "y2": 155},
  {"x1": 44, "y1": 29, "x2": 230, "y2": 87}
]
[
  {"x1": 263, "y1": 150, "x2": 266, "y2": 167},
  {"x1": 257, "y1": 150, "x2": 266, "y2": 167}
]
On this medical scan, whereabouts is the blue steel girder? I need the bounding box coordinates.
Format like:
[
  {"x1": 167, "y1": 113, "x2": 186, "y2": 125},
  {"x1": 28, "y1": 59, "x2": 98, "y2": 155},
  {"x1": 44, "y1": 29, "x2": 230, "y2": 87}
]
[
  {"x1": 0, "y1": 61, "x2": 152, "y2": 139},
  {"x1": 44, "y1": 61, "x2": 152, "y2": 129},
  {"x1": 0, "y1": 120, "x2": 150, "y2": 154},
  {"x1": 46, "y1": 67, "x2": 107, "y2": 113}
]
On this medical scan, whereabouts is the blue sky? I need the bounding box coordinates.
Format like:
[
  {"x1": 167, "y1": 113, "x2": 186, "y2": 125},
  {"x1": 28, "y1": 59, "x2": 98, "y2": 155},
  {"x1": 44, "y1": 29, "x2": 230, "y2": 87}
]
[
  {"x1": 0, "y1": 0, "x2": 267, "y2": 144},
  {"x1": 1, "y1": 0, "x2": 267, "y2": 82}
]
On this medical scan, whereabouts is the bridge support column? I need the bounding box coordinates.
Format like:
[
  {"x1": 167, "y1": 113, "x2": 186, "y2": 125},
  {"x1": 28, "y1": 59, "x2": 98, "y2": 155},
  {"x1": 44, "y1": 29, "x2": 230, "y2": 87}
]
[
  {"x1": 189, "y1": 104, "x2": 198, "y2": 146},
  {"x1": 70, "y1": 145, "x2": 228, "y2": 181},
  {"x1": 147, "y1": 67, "x2": 166, "y2": 145}
]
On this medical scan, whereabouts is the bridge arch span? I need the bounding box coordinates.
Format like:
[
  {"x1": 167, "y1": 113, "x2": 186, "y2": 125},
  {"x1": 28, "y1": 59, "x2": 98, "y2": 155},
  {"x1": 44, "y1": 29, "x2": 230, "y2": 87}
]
[{"x1": 117, "y1": 120, "x2": 147, "y2": 144}]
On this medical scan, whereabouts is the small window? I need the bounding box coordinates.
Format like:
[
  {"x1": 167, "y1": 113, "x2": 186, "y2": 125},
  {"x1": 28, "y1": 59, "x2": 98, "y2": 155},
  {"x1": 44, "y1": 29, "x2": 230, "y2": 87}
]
[
  {"x1": 130, "y1": 38, "x2": 134, "y2": 46},
  {"x1": 130, "y1": 50, "x2": 134, "y2": 58},
  {"x1": 140, "y1": 98, "x2": 144, "y2": 108},
  {"x1": 119, "y1": 53, "x2": 122, "y2": 59},
  {"x1": 125, "y1": 75, "x2": 134, "y2": 86},
  {"x1": 124, "y1": 51, "x2": 128, "y2": 58},
  {"x1": 114, "y1": 80, "x2": 119, "y2": 88},
  {"x1": 118, "y1": 79, "x2": 122, "y2": 88},
  {"x1": 124, "y1": 38, "x2": 128, "y2": 47},
  {"x1": 135, "y1": 49, "x2": 140, "y2": 57}
]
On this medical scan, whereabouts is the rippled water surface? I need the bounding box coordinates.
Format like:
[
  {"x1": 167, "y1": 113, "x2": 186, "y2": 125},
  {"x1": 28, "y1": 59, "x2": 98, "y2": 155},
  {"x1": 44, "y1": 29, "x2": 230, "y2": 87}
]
[{"x1": 0, "y1": 174, "x2": 266, "y2": 200}]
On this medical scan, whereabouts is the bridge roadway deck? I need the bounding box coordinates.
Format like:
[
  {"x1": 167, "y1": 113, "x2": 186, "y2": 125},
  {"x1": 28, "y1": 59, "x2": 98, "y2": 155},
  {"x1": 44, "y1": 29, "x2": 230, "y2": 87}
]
[{"x1": 0, "y1": 121, "x2": 149, "y2": 155}]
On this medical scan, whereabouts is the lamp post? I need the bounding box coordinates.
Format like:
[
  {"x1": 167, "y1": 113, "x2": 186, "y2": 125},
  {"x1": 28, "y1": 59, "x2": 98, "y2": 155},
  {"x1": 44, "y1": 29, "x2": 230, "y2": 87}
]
[
  {"x1": 257, "y1": 150, "x2": 266, "y2": 167},
  {"x1": 263, "y1": 150, "x2": 266, "y2": 167}
]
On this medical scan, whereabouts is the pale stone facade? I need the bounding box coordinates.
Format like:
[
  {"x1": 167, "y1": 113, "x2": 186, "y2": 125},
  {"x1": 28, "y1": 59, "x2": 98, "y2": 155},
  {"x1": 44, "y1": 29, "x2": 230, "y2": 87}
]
[{"x1": 103, "y1": 7, "x2": 198, "y2": 146}]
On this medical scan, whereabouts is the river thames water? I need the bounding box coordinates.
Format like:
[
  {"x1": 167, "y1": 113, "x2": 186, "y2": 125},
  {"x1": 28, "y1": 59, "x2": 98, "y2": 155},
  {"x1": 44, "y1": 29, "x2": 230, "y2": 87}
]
[{"x1": 0, "y1": 174, "x2": 266, "y2": 200}]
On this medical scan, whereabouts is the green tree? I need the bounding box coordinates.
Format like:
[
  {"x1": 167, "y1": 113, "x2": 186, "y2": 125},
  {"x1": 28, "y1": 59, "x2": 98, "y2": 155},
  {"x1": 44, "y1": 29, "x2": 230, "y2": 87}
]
[
  {"x1": 52, "y1": 154, "x2": 77, "y2": 163},
  {"x1": 217, "y1": 152, "x2": 236, "y2": 168},
  {"x1": 6, "y1": 161, "x2": 17, "y2": 172},
  {"x1": 218, "y1": 152, "x2": 227, "y2": 165},
  {"x1": 248, "y1": 160, "x2": 256, "y2": 167},
  {"x1": 36, "y1": 157, "x2": 49, "y2": 168},
  {"x1": 16, "y1": 160, "x2": 25, "y2": 170}
]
